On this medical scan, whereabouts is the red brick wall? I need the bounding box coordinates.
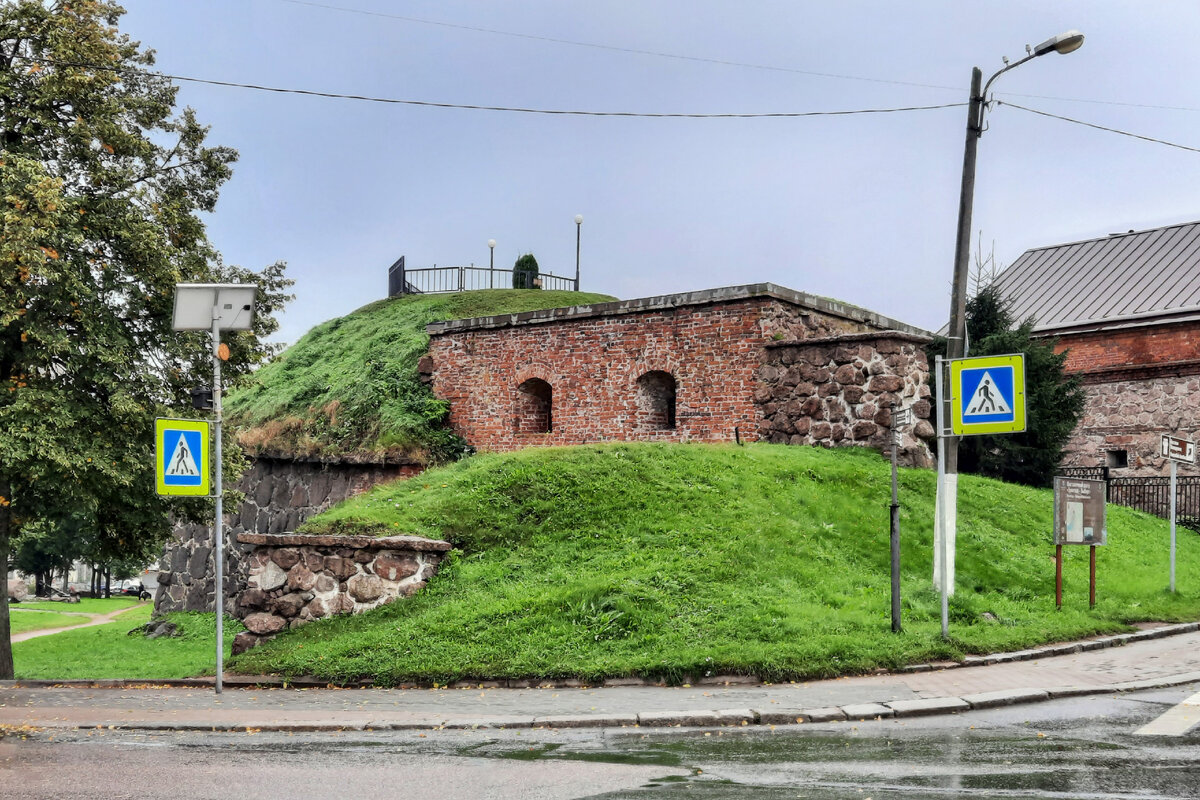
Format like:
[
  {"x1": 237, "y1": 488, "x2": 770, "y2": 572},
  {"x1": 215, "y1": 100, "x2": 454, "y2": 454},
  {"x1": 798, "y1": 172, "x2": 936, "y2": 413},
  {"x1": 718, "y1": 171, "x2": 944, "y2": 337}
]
[
  {"x1": 1055, "y1": 320, "x2": 1200, "y2": 374},
  {"x1": 429, "y1": 298, "x2": 868, "y2": 452}
]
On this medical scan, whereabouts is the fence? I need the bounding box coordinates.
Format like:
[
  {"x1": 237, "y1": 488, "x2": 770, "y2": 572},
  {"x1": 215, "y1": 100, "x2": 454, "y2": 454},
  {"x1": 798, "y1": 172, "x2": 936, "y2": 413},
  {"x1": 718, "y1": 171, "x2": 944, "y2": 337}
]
[
  {"x1": 1058, "y1": 465, "x2": 1200, "y2": 531},
  {"x1": 388, "y1": 257, "x2": 578, "y2": 296}
]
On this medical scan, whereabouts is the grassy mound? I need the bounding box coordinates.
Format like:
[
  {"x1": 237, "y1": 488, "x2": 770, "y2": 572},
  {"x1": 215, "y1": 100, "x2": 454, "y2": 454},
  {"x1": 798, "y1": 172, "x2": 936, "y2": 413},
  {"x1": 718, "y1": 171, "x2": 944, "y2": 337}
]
[
  {"x1": 225, "y1": 290, "x2": 615, "y2": 462},
  {"x1": 232, "y1": 443, "x2": 1200, "y2": 685}
]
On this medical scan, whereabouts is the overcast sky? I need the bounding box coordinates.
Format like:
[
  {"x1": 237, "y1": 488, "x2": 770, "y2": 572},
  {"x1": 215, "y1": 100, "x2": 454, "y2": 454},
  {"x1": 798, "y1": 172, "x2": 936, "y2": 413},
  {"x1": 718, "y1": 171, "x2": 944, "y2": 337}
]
[{"x1": 117, "y1": 1, "x2": 1200, "y2": 344}]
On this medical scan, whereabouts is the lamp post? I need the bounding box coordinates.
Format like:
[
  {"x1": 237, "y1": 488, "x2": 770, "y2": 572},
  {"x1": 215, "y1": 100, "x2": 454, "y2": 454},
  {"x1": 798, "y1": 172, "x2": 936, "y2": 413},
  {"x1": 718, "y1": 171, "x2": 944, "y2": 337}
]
[
  {"x1": 574, "y1": 214, "x2": 583, "y2": 291},
  {"x1": 488, "y1": 239, "x2": 496, "y2": 289},
  {"x1": 935, "y1": 30, "x2": 1083, "y2": 633}
]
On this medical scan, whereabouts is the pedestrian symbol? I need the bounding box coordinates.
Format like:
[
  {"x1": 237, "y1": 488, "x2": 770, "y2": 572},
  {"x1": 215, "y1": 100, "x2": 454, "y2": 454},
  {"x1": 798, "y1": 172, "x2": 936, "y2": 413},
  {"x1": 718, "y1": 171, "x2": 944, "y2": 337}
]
[
  {"x1": 155, "y1": 418, "x2": 210, "y2": 496},
  {"x1": 950, "y1": 354, "x2": 1026, "y2": 436}
]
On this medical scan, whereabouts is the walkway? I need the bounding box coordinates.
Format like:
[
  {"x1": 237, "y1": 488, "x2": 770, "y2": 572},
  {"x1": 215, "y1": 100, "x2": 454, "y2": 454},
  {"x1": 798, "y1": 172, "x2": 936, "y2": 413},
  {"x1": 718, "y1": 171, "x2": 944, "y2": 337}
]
[{"x1": 9, "y1": 601, "x2": 149, "y2": 644}]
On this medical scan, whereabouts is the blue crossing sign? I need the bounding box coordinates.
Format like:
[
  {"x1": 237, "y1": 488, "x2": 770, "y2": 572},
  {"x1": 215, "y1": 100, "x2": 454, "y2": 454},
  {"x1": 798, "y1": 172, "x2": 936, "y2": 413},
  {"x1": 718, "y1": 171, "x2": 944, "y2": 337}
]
[
  {"x1": 155, "y1": 418, "x2": 211, "y2": 496},
  {"x1": 950, "y1": 354, "x2": 1026, "y2": 436}
]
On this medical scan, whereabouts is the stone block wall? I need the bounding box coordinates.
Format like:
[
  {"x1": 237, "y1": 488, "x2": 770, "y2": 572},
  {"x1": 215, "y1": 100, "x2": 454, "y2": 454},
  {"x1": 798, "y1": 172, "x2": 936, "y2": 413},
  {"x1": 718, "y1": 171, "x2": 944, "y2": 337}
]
[
  {"x1": 754, "y1": 332, "x2": 935, "y2": 466},
  {"x1": 232, "y1": 533, "x2": 451, "y2": 653},
  {"x1": 427, "y1": 284, "x2": 926, "y2": 452},
  {"x1": 157, "y1": 456, "x2": 422, "y2": 613}
]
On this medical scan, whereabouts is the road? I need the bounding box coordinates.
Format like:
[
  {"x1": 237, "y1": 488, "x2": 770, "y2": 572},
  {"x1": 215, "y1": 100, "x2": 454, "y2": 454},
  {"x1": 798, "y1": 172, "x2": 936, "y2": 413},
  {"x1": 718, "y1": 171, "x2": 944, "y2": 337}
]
[{"x1": 3, "y1": 682, "x2": 1197, "y2": 799}]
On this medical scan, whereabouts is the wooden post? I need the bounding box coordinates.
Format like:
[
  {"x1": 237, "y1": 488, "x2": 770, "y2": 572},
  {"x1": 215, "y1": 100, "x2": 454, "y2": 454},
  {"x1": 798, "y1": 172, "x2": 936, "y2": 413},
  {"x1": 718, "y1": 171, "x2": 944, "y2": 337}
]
[
  {"x1": 1089, "y1": 545, "x2": 1097, "y2": 609},
  {"x1": 1055, "y1": 544, "x2": 1063, "y2": 610}
]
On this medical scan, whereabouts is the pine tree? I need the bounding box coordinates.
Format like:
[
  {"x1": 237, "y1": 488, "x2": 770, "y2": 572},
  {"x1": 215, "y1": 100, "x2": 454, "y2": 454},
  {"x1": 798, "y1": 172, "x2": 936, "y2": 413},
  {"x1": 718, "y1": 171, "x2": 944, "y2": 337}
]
[
  {"x1": 0, "y1": 1, "x2": 292, "y2": 678},
  {"x1": 512, "y1": 253, "x2": 540, "y2": 289},
  {"x1": 928, "y1": 283, "x2": 1085, "y2": 488}
]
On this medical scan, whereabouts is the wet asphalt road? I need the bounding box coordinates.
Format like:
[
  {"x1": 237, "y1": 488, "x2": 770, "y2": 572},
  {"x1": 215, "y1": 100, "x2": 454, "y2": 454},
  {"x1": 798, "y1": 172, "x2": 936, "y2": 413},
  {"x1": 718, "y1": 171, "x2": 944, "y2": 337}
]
[{"x1": 2, "y1": 683, "x2": 1197, "y2": 799}]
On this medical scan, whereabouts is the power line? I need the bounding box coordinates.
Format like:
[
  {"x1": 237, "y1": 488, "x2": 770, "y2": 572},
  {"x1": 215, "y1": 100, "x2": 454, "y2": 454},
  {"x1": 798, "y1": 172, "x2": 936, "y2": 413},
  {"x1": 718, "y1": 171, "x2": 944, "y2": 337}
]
[
  {"x1": 30, "y1": 56, "x2": 967, "y2": 118},
  {"x1": 997, "y1": 101, "x2": 1200, "y2": 154},
  {"x1": 269, "y1": 0, "x2": 960, "y2": 93},
  {"x1": 270, "y1": 0, "x2": 1200, "y2": 114}
]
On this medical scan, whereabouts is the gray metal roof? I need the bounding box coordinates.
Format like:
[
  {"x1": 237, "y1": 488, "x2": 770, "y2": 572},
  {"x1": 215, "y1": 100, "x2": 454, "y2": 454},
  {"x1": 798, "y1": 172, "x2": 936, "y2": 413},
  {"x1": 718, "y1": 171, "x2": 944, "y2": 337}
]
[{"x1": 994, "y1": 221, "x2": 1200, "y2": 333}]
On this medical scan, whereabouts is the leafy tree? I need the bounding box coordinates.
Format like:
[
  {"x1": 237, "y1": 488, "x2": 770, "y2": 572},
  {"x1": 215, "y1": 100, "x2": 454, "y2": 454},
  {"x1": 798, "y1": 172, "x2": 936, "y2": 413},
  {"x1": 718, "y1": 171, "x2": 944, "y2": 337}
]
[
  {"x1": 511, "y1": 253, "x2": 539, "y2": 289},
  {"x1": 927, "y1": 282, "x2": 1085, "y2": 488},
  {"x1": 0, "y1": 1, "x2": 292, "y2": 678}
]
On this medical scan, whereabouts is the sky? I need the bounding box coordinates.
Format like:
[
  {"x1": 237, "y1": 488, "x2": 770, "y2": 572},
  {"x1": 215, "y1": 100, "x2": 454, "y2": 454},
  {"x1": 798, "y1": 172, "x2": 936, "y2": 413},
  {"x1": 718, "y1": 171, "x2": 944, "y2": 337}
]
[{"x1": 115, "y1": 0, "x2": 1200, "y2": 345}]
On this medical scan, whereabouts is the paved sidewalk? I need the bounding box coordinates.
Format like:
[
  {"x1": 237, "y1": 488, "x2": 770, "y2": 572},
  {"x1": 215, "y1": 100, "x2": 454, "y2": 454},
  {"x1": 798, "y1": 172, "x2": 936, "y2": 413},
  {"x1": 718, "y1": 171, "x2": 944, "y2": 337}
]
[{"x1": 3, "y1": 624, "x2": 1200, "y2": 732}]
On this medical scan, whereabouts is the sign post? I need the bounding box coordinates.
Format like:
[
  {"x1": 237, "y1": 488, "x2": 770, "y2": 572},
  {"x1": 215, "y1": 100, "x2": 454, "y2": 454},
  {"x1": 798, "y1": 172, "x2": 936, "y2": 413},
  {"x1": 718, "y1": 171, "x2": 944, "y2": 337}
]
[
  {"x1": 1053, "y1": 477, "x2": 1107, "y2": 609},
  {"x1": 934, "y1": 354, "x2": 1026, "y2": 637},
  {"x1": 1160, "y1": 434, "x2": 1195, "y2": 593},
  {"x1": 889, "y1": 406, "x2": 912, "y2": 634}
]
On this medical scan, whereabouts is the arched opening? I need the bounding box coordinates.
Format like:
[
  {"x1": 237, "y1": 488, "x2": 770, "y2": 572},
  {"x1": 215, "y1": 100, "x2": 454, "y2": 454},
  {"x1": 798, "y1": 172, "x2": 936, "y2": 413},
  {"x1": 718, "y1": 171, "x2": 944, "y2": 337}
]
[
  {"x1": 515, "y1": 378, "x2": 553, "y2": 433},
  {"x1": 637, "y1": 371, "x2": 676, "y2": 430}
]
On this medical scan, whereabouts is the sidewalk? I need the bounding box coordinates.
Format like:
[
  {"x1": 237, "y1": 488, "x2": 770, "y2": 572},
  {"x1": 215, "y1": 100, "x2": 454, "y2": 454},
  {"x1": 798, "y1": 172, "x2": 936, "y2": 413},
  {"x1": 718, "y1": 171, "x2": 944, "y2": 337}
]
[{"x1": 3, "y1": 624, "x2": 1200, "y2": 733}]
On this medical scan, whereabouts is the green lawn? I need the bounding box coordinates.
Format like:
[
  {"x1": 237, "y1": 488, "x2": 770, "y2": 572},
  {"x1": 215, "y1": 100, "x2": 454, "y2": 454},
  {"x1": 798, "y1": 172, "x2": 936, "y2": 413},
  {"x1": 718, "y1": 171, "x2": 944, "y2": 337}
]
[
  {"x1": 227, "y1": 442, "x2": 1200, "y2": 685},
  {"x1": 16, "y1": 597, "x2": 139, "y2": 614},
  {"x1": 12, "y1": 609, "x2": 240, "y2": 680},
  {"x1": 9, "y1": 609, "x2": 90, "y2": 635}
]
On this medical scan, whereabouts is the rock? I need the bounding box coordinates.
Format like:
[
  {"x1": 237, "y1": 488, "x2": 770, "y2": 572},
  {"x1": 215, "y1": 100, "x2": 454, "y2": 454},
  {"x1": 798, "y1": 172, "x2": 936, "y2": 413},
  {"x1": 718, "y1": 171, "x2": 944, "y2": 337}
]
[
  {"x1": 347, "y1": 574, "x2": 384, "y2": 603},
  {"x1": 305, "y1": 597, "x2": 329, "y2": 619},
  {"x1": 852, "y1": 421, "x2": 878, "y2": 440},
  {"x1": 810, "y1": 421, "x2": 833, "y2": 440},
  {"x1": 231, "y1": 632, "x2": 262, "y2": 655},
  {"x1": 834, "y1": 364, "x2": 863, "y2": 385},
  {"x1": 7, "y1": 579, "x2": 28, "y2": 602},
  {"x1": 303, "y1": 550, "x2": 325, "y2": 572},
  {"x1": 243, "y1": 612, "x2": 287, "y2": 635},
  {"x1": 752, "y1": 387, "x2": 773, "y2": 404},
  {"x1": 286, "y1": 564, "x2": 317, "y2": 592},
  {"x1": 270, "y1": 547, "x2": 301, "y2": 570},
  {"x1": 238, "y1": 588, "x2": 269, "y2": 612},
  {"x1": 868, "y1": 375, "x2": 904, "y2": 393},
  {"x1": 417, "y1": 355, "x2": 434, "y2": 374},
  {"x1": 398, "y1": 580, "x2": 427, "y2": 598},
  {"x1": 253, "y1": 560, "x2": 287, "y2": 591},
  {"x1": 374, "y1": 552, "x2": 419, "y2": 582},
  {"x1": 914, "y1": 420, "x2": 936, "y2": 440},
  {"x1": 324, "y1": 556, "x2": 358, "y2": 581},
  {"x1": 842, "y1": 386, "x2": 865, "y2": 405},
  {"x1": 270, "y1": 593, "x2": 306, "y2": 619},
  {"x1": 315, "y1": 573, "x2": 338, "y2": 594}
]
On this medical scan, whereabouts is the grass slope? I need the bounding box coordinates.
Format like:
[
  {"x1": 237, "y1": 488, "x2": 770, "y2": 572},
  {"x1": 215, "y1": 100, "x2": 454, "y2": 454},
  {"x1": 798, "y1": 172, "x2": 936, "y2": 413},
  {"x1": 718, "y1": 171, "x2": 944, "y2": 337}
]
[
  {"x1": 232, "y1": 443, "x2": 1200, "y2": 685},
  {"x1": 10, "y1": 609, "x2": 90, "y2": 635},
  {"x1": 226, "y1": 289, "x2": 615, "y2": 462}
]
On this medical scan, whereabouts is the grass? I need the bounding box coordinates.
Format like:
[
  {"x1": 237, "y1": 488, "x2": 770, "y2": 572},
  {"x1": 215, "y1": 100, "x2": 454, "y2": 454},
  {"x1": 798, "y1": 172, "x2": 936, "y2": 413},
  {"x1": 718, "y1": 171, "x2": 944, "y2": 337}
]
[
  {"x1": 15, "y1": 597, "x2": 138, "y2": 614},
  {"x1": 225, "y1": 289, "x2": 615, "y2": 462},
  {"x1": 9, "y1": 610, "x2": 90, "y2": 635},
  {"x1": 228, "y1": 442, "x2": 1200, "y2": 686},
  {"x1": 12, "y1": 609, "x2": 241, "y2": 680}
]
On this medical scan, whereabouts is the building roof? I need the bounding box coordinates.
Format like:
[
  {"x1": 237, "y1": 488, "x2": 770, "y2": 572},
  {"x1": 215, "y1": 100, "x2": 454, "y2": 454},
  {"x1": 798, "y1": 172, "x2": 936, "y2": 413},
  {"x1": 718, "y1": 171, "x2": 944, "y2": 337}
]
[
  {"x1": 994, "y1": 220, "x2": 1200, "y2": 334},
  {"x1": 425, "y1": 283, "x2": 931, "y2": 337}
]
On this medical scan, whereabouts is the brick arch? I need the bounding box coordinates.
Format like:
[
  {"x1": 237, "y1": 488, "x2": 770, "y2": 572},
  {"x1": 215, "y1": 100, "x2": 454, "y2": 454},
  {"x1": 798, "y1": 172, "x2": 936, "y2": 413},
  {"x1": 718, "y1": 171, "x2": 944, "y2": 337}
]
[
  {"x1": 513, "y1": 363, "x2": 558, "y2": 435},
  {"x1": 636, "y1": 370, "x2": 677, "y2": 430}
]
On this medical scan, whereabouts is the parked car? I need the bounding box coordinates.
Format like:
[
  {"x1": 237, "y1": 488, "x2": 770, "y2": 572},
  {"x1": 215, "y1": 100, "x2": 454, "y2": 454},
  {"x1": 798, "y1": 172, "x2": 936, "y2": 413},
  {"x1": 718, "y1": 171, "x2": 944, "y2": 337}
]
[{"x1": 115, "y1": 580, "x2": 152, "y2": 601}]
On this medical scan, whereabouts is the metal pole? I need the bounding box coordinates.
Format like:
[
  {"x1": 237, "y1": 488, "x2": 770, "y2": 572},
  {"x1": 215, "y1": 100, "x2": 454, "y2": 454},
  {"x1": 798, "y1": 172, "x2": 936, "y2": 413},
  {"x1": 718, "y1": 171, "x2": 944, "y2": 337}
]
[
  {"x1": 489, "y1": 245, "x2": 494, "y2": 289},
  {"x1": 1089, "y1": 545, "x2": 1096, "y2": 609},
  {"x1": 1055, "y1": 544, "x2": 1063, "y2": 609},
  {"x1": 934, "y1": 356, "x2": 950, "y2": 638},
  {"x1": 890, "y1": 418, "x2": 902, "y2": 633},
  {"x1": 1170, "y1": 459, "x2": 1177, "y2": 593},
  {"x1": 575, "y1": 219, "x2": 582, "y2": 291},
  {"x1": 211, "y1": 314, "x2": 224, "y2": 694}
]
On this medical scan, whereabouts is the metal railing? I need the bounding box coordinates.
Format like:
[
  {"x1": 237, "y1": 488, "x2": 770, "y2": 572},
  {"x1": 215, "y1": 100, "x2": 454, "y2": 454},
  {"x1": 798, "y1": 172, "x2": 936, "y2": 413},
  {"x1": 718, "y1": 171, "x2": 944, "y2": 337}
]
[
  {"x1": 1058, "y1": 465, "x2": 1200, "y2": 531},
  {"x1": 388, "y1": 258, "x2": 578, "y2": 296}
]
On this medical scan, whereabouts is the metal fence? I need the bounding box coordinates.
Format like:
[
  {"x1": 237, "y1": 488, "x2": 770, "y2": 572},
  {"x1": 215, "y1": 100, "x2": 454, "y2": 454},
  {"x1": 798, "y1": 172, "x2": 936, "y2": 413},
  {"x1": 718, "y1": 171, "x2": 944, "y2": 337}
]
[
  {"x1": 388, "y1": 258, "x2": 578, "y2": 296},
  {"x1": 1058, "y1": 465, "x2": 1200, "y2": 531}
]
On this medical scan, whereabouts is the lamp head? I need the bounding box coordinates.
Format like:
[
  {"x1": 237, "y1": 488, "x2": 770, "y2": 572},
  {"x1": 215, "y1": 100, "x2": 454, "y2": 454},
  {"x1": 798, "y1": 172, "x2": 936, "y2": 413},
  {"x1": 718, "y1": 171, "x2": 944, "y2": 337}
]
[
  {"x1": 488, "y1": 239, "x2": 496, "y2": 249},
  {"x1": 1033, "y1": 30, "x2": 1084, "y2": 57},
  {"x1": 574, "y1": 214, "x2": 583, "y2": 225}
]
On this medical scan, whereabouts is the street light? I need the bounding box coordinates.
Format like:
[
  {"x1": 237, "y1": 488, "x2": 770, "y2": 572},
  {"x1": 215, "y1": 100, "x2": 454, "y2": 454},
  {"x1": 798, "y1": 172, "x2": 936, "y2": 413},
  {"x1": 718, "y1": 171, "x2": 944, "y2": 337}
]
[
  {"x1": 574, "y1": 214, "x2": 583, "y2": 291},
  {"x1": 936, "y1": 30, "x2": 1083, "y2": 634},
  {"x1": 171, "y1": 283, "x2": 257, "y2": 694},
  {"x1": 488, "y1": 239, "x2": 496, "y2": 289}
]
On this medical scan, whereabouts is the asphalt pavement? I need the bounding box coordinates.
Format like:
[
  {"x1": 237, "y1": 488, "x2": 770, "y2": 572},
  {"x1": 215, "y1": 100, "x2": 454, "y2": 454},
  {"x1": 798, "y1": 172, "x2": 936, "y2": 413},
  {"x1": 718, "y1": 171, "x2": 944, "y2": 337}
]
[{"x1": 3, "y1": 622, "x2": 1200, "y2": 733}]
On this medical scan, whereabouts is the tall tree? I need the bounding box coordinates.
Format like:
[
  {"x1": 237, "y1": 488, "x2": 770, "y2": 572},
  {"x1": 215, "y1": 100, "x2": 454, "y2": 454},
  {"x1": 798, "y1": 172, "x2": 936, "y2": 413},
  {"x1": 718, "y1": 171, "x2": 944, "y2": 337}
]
[
  {"x1": 0, "y1": 1, "x2": 292, "y2": 678},
  {"x1": 927, "y1": 282, "x2": 1085, "y2": 487}
]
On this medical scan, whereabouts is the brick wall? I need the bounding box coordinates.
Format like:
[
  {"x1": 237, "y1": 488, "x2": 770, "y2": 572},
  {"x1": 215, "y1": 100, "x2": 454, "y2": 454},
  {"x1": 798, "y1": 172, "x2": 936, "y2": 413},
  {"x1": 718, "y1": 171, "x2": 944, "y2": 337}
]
[
  {"x1": 1055, "y1": 319, "x2": 1200, "y2": 376},
  {"x1": 428, "y1": 297, "x2": 874, "y2": 451}
]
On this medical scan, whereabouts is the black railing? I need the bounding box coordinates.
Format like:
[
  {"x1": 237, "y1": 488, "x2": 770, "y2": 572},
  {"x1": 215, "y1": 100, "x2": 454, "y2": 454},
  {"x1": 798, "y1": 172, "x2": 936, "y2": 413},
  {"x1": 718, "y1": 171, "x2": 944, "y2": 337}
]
[
  {"x1": 388, "y1": 261, "x2": 578, "y2": 296},
  {"x1": 1058, "y1": 465, "x2": 1200, "y2": 531}
]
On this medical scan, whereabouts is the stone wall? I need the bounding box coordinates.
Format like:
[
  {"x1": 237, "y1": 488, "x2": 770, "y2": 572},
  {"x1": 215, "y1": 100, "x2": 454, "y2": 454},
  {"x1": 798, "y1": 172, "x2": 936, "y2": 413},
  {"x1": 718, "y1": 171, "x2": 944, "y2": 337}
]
[
  {"x1": 232, "y1": 533, "x2": 451, "y2": 653},
  {"x1": 754, "y1": 332, "x2": 935, "y2": 466},
  {"x1": 156, "y1": 456, "x2": 422, "y2": 613},
  {"x1": 426, "y1": 284, "x2": 926, "y2": 452}
]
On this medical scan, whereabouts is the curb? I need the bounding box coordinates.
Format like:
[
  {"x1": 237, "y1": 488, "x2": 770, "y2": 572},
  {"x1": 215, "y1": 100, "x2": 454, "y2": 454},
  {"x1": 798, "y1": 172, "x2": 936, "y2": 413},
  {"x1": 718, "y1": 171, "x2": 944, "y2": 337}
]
[{"x1": 6, "y1": 621, "x2": 1199, "y2": 692}]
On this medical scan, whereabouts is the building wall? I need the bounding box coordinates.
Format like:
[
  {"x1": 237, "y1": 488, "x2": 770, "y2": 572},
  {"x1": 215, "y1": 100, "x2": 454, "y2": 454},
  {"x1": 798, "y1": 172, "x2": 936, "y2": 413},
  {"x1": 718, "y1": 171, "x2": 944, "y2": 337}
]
[
  {"x1": 1054, "y1": 320, "x2": 1200, "y2": 475},
  {"x1": 428, "y1": 297, "x2": 872, "y2": 452}
]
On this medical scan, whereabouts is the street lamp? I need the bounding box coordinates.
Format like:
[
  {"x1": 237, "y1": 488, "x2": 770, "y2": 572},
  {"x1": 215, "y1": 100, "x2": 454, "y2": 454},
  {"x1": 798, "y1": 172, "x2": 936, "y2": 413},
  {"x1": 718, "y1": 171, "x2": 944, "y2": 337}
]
[
  {"x1": 171, "y1": 283, "x2": 257, "y2": 694},
  {"x1": 936, "y1": 30, "x2": 1083, "y2": 633},
  {"x1": 488, "y1": 239, "x2": 496, "y2": 289},
  {"x1": 574, "y1": 214, "x2": 583, "y2": 291}
]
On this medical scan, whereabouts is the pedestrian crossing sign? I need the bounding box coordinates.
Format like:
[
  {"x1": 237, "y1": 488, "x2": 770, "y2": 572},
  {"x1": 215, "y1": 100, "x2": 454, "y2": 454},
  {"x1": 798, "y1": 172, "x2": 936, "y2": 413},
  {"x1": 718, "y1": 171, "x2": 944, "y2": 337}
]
[
  {"x1": 155, "y1": 418, "x2": 210, "y2": 496},
  {"x1": 950, "y1": 354, "x2": 1026, "y2": 436}
]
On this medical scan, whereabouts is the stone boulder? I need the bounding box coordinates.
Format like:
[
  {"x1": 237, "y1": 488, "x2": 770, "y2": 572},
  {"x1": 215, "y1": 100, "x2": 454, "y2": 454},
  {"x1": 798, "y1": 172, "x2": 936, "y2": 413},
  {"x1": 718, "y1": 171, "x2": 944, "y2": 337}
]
[{"x1": 7, "y1": 579, "x2": 29, "y2": 602}]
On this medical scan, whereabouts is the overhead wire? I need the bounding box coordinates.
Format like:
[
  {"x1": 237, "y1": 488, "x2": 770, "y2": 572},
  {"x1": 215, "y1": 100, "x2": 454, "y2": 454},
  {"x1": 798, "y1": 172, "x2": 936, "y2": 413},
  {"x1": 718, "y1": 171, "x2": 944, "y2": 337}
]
[{"x1": 996, "y1": 101, "x2": 1200, "y2": 155}]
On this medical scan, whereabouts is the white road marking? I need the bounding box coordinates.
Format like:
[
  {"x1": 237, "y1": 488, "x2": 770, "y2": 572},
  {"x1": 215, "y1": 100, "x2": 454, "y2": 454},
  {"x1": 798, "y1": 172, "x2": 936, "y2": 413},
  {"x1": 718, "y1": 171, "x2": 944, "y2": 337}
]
[{"x1": 1134, "y1": 691, "x2": 1200, "y2": 736}]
